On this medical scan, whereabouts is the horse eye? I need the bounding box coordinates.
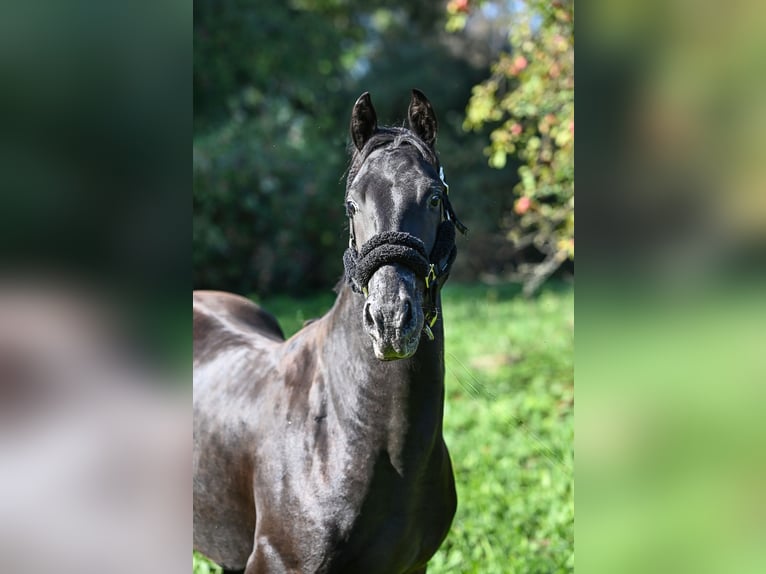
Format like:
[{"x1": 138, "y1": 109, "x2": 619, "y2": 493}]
[
  {"x1": 429, "y1": 193, "x2": 441, "y2": 208},
  {"x1": 346, "y1": 200, "x2": 358, "y2": 216}
]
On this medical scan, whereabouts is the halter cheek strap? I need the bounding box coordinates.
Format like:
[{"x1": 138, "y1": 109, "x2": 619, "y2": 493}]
[{"x1": 343, "y1": 167, "x2": 466, "y2": 340}]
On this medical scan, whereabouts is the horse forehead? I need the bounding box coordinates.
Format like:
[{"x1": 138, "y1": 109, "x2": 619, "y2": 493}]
[
  {"x1": 361, "y1": 148, "x2": 434, "y2": 196},
  {"x1": 385, "y1": 146, "x2": 432, "y2": 175}
]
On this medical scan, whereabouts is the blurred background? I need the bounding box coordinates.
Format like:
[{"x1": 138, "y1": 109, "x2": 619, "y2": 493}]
[
  {"x1": 0, "y1": 2, "x2": 191, "y2": 573},
  {"x1": 577, "y1": 0, "x2": 766, "y2": 573}
]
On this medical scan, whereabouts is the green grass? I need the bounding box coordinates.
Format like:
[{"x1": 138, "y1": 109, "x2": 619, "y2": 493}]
[{"x1": 194, "y1": 281, "x2": 574, "y2": 573}]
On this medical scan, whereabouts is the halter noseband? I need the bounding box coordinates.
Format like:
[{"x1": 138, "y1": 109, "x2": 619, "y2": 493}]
[{"x1": 343, "y1": 167, "x2": 467, "y2": 340}]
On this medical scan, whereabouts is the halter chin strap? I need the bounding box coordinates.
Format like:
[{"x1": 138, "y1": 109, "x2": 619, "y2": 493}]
[{"x1": 343, "y1": 167, "x2": 467, "y2": 340}]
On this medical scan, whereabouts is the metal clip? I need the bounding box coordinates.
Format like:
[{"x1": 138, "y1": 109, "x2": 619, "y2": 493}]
[
  {"x1": 425, "y1": 264, "x2": 437, "y2": 289},
  {"x1": 423, "y1": 309, "x2": 438, "y2": 340}
]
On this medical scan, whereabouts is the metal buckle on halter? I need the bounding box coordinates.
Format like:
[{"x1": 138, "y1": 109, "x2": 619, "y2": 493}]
[
  {"x1": 423, "y1": 309, "x2": 438, "y2": 340},
  {"x1": 425, "y1": 263, "x2": 437, "y2": 289}
]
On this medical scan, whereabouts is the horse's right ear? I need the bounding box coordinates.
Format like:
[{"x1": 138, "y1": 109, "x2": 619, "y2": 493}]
[{"x1": 350, "y1": 92, "x2": 378, "y2": 151}]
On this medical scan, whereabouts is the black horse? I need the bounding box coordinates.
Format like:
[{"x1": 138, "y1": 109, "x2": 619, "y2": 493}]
[{"x1": 193, "y1": 90, "x2": 466, "y2": 574}]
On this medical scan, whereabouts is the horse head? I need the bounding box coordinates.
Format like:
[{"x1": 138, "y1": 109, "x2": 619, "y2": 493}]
[{"x1": 344, "y1": 90, "x2": 466, "y2": 361}]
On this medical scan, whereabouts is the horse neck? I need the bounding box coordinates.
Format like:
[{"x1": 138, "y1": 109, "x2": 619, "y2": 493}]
[{"x1": 320, "y1": 284, "x2": 447, "y2": 466}]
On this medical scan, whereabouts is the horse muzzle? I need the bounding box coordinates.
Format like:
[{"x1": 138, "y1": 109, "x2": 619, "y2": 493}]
[{"x1": 363, "y1": 265, "x2": 424, "y2": 360}]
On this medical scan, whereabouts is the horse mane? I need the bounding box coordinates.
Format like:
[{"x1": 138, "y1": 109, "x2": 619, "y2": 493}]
[{"x1": 345, "y1": 126, "x2": 439, "y2": 192}]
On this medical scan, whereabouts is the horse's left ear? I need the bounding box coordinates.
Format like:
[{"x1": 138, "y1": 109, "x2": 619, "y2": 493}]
[{"x1": 408, "y1": 89, "x2": 438, "y2": 147}]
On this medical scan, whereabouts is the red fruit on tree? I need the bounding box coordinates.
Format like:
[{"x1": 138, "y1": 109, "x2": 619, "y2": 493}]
[
  {"x1": 454, "y1": 0, "x2": 470, "y2": 13},
  {"x1": 514, "y1": 196, "x2": 531, "y2": 215}
]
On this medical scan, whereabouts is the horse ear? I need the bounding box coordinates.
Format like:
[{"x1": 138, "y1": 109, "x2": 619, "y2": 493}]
[
  {"x1": 408, "y1": 89, "x2": 438, "y2": 147},
  {"x1": 350, "y1": 92, "x2": 378, "y2": 151}
]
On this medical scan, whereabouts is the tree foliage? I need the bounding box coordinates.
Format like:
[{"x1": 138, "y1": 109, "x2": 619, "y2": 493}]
[
  {"x1": 448, "y1": 0, "x2": 574, "y2": 295},
  {"x1": 193, "y1": 1, "x2": 362, "y2": 294}
]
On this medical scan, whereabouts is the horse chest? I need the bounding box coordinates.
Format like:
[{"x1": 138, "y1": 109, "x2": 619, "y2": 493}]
[{"x1": 253, "y1": 413, "x2": 454, "y2": 573}]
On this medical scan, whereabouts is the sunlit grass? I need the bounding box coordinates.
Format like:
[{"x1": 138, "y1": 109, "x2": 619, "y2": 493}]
[
  {"x1": 432, "y1": 282, "x2": 573, "y2": 573},
  {"x1": 194, "y1": 281, "x2": 574, "y2": 573}
]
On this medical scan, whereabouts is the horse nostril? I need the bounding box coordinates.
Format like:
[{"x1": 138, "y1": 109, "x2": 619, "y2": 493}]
[
  {"x1": 364, "y1": 301, "x2": 384, "y2": 334},
  {"x1": 401, "y1": 299, "x2": 413, "y2": 328}
]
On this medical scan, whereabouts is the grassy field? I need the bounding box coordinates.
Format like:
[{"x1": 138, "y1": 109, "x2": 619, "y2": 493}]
[{"x1": 194, "y1": 281, "x2": 574, "y2": 573}]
